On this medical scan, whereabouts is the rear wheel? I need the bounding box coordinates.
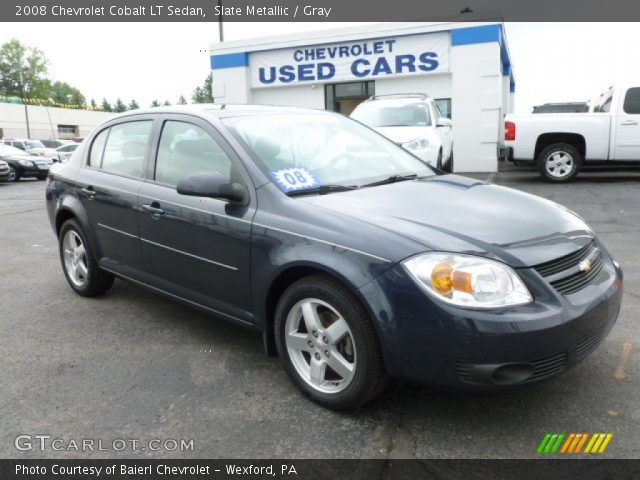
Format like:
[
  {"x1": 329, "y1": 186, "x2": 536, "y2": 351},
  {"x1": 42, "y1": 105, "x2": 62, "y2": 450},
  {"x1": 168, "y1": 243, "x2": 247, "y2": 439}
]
[
  {"x1": 436, "y1": 149, "x2": 443, "y2": 170},
  {"x1": 537, "y1": 143, "x2": 581, "y2": 182},
  {"x1": 59, "y1": 219, "x2": 114, "y2": 296},
  {"x1": 274, "y1": 274, "x2": 387, "y2": 410}
]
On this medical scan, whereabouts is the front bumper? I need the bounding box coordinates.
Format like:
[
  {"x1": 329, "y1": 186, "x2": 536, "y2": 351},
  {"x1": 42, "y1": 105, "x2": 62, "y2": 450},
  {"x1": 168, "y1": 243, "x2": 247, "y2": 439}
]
[
  {"x1": 20, "y1": 161, "x2": 51, "y2": 177},
  {"x1": 360, "y1": 248, "x2": 623, "y2": 389}
]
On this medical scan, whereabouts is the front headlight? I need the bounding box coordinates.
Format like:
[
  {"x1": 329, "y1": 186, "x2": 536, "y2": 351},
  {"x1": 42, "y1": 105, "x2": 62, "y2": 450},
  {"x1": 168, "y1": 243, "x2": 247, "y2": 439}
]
[
  {"x1": 403, "y1": 252, "x2": 533, "y2": 309},
  {"x1": 18, "y1": 159, "x2": 33, "y2": 167},
  {"x1": 402, "y1": 138, "x2": 429, "y2": 150}
]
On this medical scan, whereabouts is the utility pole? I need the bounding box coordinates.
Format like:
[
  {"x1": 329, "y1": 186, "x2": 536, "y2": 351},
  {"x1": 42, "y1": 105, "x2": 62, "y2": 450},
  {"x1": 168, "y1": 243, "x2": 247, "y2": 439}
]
[
  {"x1": 217, "y1": 0, "x2": 224, "y2": 42},
  {"x1": 19, "y1": 69, "x2": 32, "y2": 138}
]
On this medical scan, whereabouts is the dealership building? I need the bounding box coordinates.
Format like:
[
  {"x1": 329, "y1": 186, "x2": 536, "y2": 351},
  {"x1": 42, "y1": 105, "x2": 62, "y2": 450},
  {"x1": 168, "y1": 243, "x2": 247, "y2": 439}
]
[
  {"x1": 0, "y1": 103, "x2": 112, "y2": 141},
  {"x1": 210, "y1": 22, "x2": 515, "y2": 172}
]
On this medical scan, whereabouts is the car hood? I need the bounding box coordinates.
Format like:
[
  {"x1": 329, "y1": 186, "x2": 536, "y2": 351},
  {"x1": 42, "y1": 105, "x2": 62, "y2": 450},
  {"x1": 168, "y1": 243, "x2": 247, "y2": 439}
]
[
  {"x1": 298, "y1": 175, "x2": 594, "y2": 267},
  {"x1": 0, "y1": 153, "x2": 40, "y2": 162},
  {"x1": 374, "y1": 126, "x2": 435, "y2": 144}
]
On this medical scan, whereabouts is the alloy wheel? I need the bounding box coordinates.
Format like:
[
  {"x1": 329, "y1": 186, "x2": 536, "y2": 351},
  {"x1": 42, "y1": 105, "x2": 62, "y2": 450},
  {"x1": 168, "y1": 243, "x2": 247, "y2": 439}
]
[
  {"x1": 284, "y1": 298, "x2": 356, "y2": 394},
  {"x1": 62, "y1": 230, "x2": 89, "y2": 288},
  {"x1": 545, "y1": 151, "x2": 574, "y2": 179}
]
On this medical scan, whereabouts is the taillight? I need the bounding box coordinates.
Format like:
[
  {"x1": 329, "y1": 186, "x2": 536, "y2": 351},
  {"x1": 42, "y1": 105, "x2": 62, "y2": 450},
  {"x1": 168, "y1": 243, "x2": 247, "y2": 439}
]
[{"x1": 505, "y1": 121, "x2": 516, "y2": 141}]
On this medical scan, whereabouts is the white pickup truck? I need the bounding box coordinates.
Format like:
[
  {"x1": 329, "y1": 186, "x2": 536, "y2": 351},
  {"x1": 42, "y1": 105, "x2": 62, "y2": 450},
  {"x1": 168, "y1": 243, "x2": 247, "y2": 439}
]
[{"x1": 502, "y1": 84, "x2": 640, "y2": 182}]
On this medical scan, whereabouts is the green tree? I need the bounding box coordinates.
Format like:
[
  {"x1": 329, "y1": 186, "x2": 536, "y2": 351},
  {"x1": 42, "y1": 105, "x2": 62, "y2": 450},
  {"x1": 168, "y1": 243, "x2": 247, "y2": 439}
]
[
  {"x1": 128, "y1": 99, "x2": 140, "y2": 110},
  {"x1": 113, "y1": 97, "x2": 127, "y2": 112},
  {"x1": 177, "y1": 95, "x2": 187, "y2": 105},
  {"x1": 191, "y1": 72, "x2": 213, "y2": 103},
  {"x1": 163, "y1": 100, "x2": 171, "y2": 106},
  {"x1": 50, "y1": 81, "x2": 85, "y2": 107},
  {"x1": 0, "y1": 39, "x2": 48, "y2": 99},
  {"x1": 101, "y1": 98, "x2": 112, "y2": 112},
  {"x1": 90, "y1": 98, "x2": 97, "y2": 110},
  {"x1": 150, "y1": 100, "x2": 161, "y2": 107}
]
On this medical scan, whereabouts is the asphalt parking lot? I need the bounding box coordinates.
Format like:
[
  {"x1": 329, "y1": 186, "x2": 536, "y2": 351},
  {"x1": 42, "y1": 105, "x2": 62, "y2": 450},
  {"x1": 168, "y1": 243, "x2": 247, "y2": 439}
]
[{"x1": 1, "y1": 169, "x2": 638, "y2": 459}]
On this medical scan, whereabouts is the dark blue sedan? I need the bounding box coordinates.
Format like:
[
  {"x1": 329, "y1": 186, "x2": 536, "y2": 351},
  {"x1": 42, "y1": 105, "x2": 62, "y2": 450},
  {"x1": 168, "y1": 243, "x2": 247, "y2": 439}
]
[{"x1": 46, "y1": 105, "x2": 623, "y2": 410}]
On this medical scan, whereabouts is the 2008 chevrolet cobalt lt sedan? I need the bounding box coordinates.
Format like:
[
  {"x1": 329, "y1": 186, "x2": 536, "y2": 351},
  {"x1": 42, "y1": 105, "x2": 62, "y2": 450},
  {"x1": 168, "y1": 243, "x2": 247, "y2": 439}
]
[{"x1": 46, "y1": 105, "x2": 623, "y2": 410}]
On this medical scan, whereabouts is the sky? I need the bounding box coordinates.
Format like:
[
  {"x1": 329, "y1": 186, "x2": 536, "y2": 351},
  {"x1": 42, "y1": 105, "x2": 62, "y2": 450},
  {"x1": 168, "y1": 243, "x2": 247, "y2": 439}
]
[{"x1": 0, "y1": 22, "x2": 639, "y2": 113}]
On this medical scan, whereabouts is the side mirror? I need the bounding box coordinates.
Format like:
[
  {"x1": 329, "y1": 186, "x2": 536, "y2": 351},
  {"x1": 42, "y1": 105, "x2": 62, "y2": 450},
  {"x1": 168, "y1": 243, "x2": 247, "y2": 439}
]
[
  {"x1": 177, "y1": 172, "x2": 247, "y2": 204},
  {"x1": 436, "y1": 118, "x2": 453, "y2": 128}
]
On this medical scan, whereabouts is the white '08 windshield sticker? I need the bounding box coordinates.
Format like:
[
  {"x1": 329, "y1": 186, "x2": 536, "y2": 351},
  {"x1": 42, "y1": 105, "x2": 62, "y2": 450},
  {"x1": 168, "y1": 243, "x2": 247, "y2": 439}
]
[{"x1": 270, "y1": 167, "x2": 320, "y2": 192}]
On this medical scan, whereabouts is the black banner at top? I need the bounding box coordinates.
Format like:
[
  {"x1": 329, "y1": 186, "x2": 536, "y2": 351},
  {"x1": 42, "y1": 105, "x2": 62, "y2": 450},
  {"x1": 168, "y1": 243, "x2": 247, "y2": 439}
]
[{"x1": 5, "y1": 0, "x2": 640, "y2": 21}]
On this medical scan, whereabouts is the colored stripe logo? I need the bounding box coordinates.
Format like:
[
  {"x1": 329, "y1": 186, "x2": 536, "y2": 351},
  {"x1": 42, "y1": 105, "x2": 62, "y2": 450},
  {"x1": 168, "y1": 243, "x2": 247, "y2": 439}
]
[{"x1": 537, "y1": 433, "x2": 613, "y2": 454}]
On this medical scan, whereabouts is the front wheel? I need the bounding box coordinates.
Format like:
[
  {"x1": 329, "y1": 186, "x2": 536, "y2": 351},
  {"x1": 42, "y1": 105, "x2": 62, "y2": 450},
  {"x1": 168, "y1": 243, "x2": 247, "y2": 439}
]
[
  {"x1": 274, "y1": 275, "x2": 388, "y2": 410},
  {"x1": 36, "y1": 174, "x2": 47, "y2": 180},
  {"x1": 59, "y1": 219, "x2": 114, "y2": 296},
  {"x1": 7, "y1": 166, "x2": 20, "y2": 182},
  {"x1": 537, "y1": 143, "x2": 582, "y2": 182}
]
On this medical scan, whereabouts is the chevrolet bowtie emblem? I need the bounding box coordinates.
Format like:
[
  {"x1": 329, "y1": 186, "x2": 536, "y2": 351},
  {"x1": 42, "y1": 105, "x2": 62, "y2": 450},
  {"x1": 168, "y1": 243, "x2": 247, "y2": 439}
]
[{"x1": 579, "y1": 258, "x2": 592, "y2": 272}]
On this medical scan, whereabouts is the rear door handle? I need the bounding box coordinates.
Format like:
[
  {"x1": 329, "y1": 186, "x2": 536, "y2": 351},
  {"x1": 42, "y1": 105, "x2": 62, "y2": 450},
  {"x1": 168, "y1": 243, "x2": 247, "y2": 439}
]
[
  {"x1": 80, "y1": 186, "x2": 96, "y2": 199},
  {"x1": 142, "y1": 203, "x2": 165, "y2": 216},
  {"x1": 621, "y1": 120, "x2": 638, "y2": 126}
]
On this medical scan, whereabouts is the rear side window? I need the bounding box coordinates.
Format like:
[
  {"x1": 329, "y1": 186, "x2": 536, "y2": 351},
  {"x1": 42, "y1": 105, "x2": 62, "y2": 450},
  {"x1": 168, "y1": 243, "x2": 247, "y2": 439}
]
[
  {"x1": 101, "y1": 121, "x2": 153, "y2": 178},
  {"x1": 154, "y1": 121, "x2": 233, "y2": 187},
  {"x1": 623, "y1": 88, "x2": 640, "y2": 114},
  {"x1": 89, "y1": 128, "x2": 109, "y2": 167}
]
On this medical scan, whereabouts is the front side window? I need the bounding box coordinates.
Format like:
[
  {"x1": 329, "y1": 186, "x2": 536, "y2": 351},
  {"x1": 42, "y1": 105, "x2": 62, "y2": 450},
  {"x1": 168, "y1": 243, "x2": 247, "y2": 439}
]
[
  {"x1": 155, "y1": 121, "x2": 233, "y2": 187},
  {"x1": 12, "y1": 141, "x2": 25, "y2": 150},
  {"x1": 623, "y1": 87, "x2": 640, "y2": 114},
  {"x1": 100, "y1": 121, "x2": 153, "y2": 178},
  {"x1": 88, "y1": 128, "x2": 109, "y2": 167},
  {"x1": 351, "y1": 101, "x2": 432, "y2": 127},
  {"x1": 223, "y1": 113, "x2": 434, "y2": 192}
]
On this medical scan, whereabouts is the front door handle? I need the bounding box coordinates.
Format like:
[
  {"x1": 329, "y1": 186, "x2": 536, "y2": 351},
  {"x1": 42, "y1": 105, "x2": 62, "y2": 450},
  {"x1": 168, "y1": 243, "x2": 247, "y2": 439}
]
[
  {"x1": 142, "y1": 203, "x2": 165, "y2": 216},
  {"x1": 80, "y1": 186, "x2": 96, "y2": 199},
  {"x1": 621, "y1": 120, "x2": 638, "y2": 126}
]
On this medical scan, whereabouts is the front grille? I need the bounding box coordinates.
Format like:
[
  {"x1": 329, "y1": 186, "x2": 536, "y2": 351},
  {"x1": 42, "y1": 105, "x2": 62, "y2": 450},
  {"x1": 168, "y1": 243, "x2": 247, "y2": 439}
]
[
  {"x1": 533, "y1": 241, "x2": 605, "y2": 295},
  {"x1": 528, "y1": 352, "x2": 567, "y2": 381},
  {"x1": 575, "y1": 328, "x2": 607, "y2": 362}
]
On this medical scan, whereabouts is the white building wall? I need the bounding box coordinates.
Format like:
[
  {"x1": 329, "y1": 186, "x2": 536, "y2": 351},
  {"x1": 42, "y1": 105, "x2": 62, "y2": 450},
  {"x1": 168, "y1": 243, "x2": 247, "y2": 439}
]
[
  {"x1": 212, "y1": 67, "x2": 252, "y2": 104},
  {"x1": 252, "y1": 84, "x2": 325, "y2": 109},
  {"x1": 374, "y1": 73, "x2": 452, "y2": 100},
  {"x1": 0, "y1": 104, "x2": 113, "y2": 140},
  {"x1": 450, "y1": 41, "x2": 503, "y2": 172}
]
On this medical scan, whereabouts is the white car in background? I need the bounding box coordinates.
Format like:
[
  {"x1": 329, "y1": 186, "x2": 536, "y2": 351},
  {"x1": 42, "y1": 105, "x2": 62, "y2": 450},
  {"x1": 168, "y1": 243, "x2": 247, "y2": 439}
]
[
  {"x1": 0, "y1": 139, "x2": 48, "y2": 156},
  {"x1": 351, "y1": 94, "x2": 453, "y2": 171},
  {"x1": 44, "y1": 143, "x2": 79, "y2": 162}
]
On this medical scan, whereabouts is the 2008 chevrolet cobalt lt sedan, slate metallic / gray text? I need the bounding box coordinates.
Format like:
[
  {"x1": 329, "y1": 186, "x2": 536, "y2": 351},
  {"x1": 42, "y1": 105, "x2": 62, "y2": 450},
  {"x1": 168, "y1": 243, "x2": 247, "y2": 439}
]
[{"x1": 46, "y1": 105, "x2": 623, "y2": 410}]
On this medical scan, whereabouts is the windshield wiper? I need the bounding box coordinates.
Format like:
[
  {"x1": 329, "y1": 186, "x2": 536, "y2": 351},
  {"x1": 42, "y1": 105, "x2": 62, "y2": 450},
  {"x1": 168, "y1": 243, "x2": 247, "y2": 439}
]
[
  {"x1": 287, "y1": 184, "x2": 358, "y2": 197},
  {"x1": 359, "y1": 174, "x2": 420, "y2": 188}
]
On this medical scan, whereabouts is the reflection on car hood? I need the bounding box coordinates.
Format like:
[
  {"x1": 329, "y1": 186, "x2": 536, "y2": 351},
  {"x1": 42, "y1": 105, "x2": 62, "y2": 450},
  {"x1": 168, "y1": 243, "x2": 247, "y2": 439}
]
[{"x1": 299, "y1": 174, "x2": 594, "y2": 267}]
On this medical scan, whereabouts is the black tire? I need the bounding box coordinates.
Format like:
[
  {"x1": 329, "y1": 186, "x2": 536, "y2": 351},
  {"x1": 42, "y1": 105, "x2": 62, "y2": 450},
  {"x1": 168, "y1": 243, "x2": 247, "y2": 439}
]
[
  {"x1": 436, "y1": 150, "x2": 443, "y2": 170},
  {"x1": 36, "y1": 174, "x2": 47, "y2": 180},
  {"x1": 444, "y1": 151, "x2": 453, "y2": 173},
  {"x1": 274, "y1": 274, "x2": 388, "y2": 410},
  {"x1": 59, "y1": 219, "x2": 114, "y2": 296},
  {"x1": 537, "y1": 143, "x2": 582, "y2": 182},
  {"x1": 8, "y1": 166, "x2": 20, "y2": 182}
]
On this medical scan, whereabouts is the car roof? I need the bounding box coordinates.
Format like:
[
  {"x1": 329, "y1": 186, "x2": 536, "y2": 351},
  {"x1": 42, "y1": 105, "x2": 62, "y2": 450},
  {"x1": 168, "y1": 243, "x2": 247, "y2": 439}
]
[{"x1": 107, "y1": 103, "x2": 328, "y2": 121}]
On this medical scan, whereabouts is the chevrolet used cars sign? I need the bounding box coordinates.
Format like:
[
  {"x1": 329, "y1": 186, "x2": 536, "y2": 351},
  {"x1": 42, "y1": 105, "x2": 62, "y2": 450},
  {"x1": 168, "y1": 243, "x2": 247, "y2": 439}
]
[{"x1": 249, "y1": 31, "x2": 450, "y2": 87}]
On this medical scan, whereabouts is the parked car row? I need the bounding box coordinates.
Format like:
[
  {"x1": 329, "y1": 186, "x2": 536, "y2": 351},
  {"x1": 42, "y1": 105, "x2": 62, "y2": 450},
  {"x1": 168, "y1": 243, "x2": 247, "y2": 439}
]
[
  {"x1": 1, "y1": 138, "x2": 80, "y2": 164},
  {"x1": 0, "y1": 144, "x2": 53, "y2": 182}
]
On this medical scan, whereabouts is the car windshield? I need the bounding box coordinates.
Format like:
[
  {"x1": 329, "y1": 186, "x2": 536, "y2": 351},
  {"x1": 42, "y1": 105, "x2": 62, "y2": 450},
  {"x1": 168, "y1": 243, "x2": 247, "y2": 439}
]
[
  {"x1": 222, "y1": 113, "x2": 434, "y2": 193},
  {"x1": 0, "y1": 145, "x2": 27, "y2": 157},
  {"x1": 351, "y1": 101, "x2": 432, "y2": 127},
  {"x1": 25, "y1": 140, "x2": 45, "y2": 149}
]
